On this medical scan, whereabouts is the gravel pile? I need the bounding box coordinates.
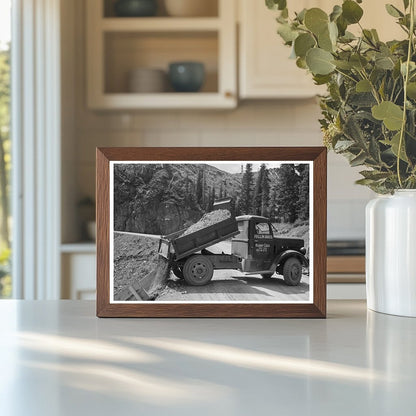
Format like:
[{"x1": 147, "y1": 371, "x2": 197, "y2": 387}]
[
  {"x1": 181, "y1": 209, "x2": 231, "y2": 237},
  {"x1": 113, "y1": 233, "x2": 167, "y2": 300}
]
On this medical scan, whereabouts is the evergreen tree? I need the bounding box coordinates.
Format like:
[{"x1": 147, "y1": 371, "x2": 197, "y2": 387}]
[
  {"x1": 277, "y1": 164, "x2": 300, "y2": 223},
  {"x1": 296, "y1": 164, "x2": 309, "y2": 220},
  {"x1": 196, "y1": 169, "x2": 203, "y2": 206},
  {"x1": 238, "y1": 164, "x2": 254, "y2": 215},
  {"x1": 208, "y1": 187, "x2": 215, "y2": 211},
  {"x1": 229, "y1": 197, "x2": 236, "y2": 217},
  {"x1": 252, "y1": 164, "x2": 269, "y2": 216},
  {"x1": 219, "y1": 183, "x2": 224, "y2": 198},
  {"x1": 261, "y1": 166, "x2": 270, "y2": 217}
]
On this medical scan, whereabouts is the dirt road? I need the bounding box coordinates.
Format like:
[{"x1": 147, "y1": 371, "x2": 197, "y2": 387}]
[{"x1": 157, "y1": 270, "x2": 309, "y2": 302}]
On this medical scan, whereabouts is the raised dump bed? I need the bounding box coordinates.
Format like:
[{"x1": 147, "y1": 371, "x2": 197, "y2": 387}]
[{"x1": 159, "y1": 217, "x2": 239, "y2": 261}]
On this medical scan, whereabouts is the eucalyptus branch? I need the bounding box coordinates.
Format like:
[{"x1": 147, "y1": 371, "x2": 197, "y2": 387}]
[{"x1": 397, "y1": 0, "x2": 415, "y2": 188}]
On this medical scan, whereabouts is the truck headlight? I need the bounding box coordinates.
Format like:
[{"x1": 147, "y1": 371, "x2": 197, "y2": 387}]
[{"x1": 300, "y1": 247, "x2": 306, "y2": 255}]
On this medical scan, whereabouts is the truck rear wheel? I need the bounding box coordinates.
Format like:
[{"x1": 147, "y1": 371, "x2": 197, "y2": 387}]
[
  {"x1": 183, "y1": 255, "x2": 214, "y2": 286},
  {"x1": 283, "y1": 257, "x2": 302, "y2": 286}
]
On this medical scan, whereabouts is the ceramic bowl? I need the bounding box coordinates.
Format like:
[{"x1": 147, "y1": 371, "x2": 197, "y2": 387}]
[
  {"x1": 128, "y1": 68, "x2": 167, "y2": 93},
  {"x1": 168, "y1": 62, "x2": 205, "y2": 92},
  {"x1": 164, "y1": 0, "x2": 217, "y2": 17},
  {"x1": 114, "y1": 0, "x2": 158, "y2": 17}
]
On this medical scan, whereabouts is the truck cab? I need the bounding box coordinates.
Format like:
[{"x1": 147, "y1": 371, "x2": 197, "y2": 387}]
[{"x1": 232, "y1": 215, "x2": 307, "y2": 285}]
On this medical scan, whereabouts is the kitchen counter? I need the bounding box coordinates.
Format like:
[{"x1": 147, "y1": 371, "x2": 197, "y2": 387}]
[{"x1": 0, "y1": 300, "x2": 415, "y2": 415}]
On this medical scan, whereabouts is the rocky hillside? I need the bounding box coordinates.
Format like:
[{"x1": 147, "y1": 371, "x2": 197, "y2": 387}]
[{"x1": 113, "y1": 163, "x2": 242, "y2": 235}]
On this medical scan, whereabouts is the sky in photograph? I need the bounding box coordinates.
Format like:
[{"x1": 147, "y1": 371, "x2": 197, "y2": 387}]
[
  {"x1": 209, "y1": 163, "x2": 283, "y2": 174},
  {"x1": 0, "y1": 0, "x2": 11, "y2": 49}
]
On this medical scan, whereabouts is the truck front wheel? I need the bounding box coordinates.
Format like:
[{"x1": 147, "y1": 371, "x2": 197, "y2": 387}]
[
  {"x1": 283, "y1": 257, "x2": 302, "y2": 286},
  {"x1": 183, "y1": 255, "x2": 214, "y2": 286},
  {"x1": 172, "y1": 264, "x2": 184, "y2": 279}
]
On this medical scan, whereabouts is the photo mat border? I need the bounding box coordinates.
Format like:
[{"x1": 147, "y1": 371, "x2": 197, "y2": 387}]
[
  {"x1": 97, "y1": 147, "x2": 327, "y2": 318},
  {"x1": 109, "y1": 160, "x2": 314, "y2": 305}
]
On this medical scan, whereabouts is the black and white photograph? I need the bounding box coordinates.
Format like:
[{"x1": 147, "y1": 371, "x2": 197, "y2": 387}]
[{"x1": 110, "y1": 161, "x2": 313, "y2": 303}]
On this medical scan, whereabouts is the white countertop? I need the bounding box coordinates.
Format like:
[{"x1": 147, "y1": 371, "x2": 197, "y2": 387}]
[{"x1": 0, "y1": 300, "x2": 415, "y2": 416}]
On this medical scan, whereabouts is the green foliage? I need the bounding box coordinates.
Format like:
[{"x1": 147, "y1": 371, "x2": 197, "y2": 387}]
[{"x1": 266, "y1": 0, "x2": 416, "y2": 193}]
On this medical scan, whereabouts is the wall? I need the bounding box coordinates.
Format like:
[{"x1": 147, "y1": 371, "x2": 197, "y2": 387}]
[{"x1": 62, "y1": 0, "x2": 374, "y2": 243}]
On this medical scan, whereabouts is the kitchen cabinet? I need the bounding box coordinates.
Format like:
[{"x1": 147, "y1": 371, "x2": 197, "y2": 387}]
[
  {"x1": 238, "y1": 0, "x2": 325, "y2": 99},
  {"x1": 61, "y1": 245, "x2": 96, "y2": 300},
  {"x1": 238, "y1": 0, "x2": 404, "y2": 99},
  {"x1": 86, "y1": 0, "x2": 237, "y2": 109}
]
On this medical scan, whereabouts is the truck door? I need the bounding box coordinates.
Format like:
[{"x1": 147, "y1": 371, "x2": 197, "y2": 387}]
[{"x1": 252, "y1": 220, "x2": 274, "y2": 269}]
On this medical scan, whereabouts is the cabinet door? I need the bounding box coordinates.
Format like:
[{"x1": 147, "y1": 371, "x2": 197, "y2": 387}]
[
  {"x1": 239, "y1": 0, "x2": 405, "y2": 100},
  {"x1": 239, "y1": 0, "x2": 326, "y2": 99}
]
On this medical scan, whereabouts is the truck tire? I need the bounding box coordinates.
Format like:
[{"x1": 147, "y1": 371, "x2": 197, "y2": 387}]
[
  {"x1": 183, "y1": 255, "x2": 214, "y2": 286},
  {"x1": 172, "y1": 264, "x2": 184, "y2": 279},
  {"x1": 283, "y1": 257, "x2": 302, "y2": 286}
]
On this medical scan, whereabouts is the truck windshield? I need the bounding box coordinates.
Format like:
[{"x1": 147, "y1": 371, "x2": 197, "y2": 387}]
[{"x1": 255, "y1": 223, "x2": 271, "y2": 235}]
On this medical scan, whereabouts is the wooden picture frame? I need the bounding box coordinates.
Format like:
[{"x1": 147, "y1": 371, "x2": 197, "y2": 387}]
[{"x1": 96, "y1": 147, "x2": 327, "y2": 318}]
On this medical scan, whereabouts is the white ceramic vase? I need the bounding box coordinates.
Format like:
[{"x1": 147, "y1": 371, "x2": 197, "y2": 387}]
[{"x1": 366, "y1": 190, "x2": 416, "y2": 317}]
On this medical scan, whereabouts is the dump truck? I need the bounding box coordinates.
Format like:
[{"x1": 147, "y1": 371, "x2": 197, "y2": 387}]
[{"x1": 159, "y1": 214, "x2": 308, "y2": 286}]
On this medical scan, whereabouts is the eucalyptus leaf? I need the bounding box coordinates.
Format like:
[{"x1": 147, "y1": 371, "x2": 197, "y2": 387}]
[
  {"x1": 350, "y1": 54, "x2": 368, "y2": 70},
  {"x1": 387, "y1": 132, "x2": 409, "y2": 162},
  {"x1": 318, "y1": 27, "x2": 334, "y2": 52},
  {"x1": 333, "y1": 60, "x2": 352, "y2": 70},
  {"x1": 296, "y1": 57, "x2": 308, "y2": 69},
  {"x1": 339, "y1": 31, "x2": 356, "y2": 43},
  {"x1": 342, "y1": 0, "x2": 364, "y2": 24},
  {"x1": 330, "y1": 5, "x2": 342, "y2": 22},
  {"x1": 375, "y1": 55, "x2": 395, "y2": 70},
  {"x1": 372, "y1": 101, "x2": 404, "y2": 130},
  {"x1": 407, "y1": 82, "x2": 416, "y2": 99},
  {"x1": 296, "y1": 8, "x2": 307, "y2": 23},
  {"x1": 266, "y1": 0, "x2": 287, "y2": 11},
  {"x1": 356, "y1": 79, "x2": 372, "y2": 92},
  {"x1": 360, "y1": 170, "x2": 391, "y2": 180},
  {"x1": 385, "y1": 4, "x2": 404, "y2": 17},
  {"x1": 350, "y1": 152, "x2": 368, "y2": 167},
  {"x1": 313, "y1": 74, "x2": 332, "y2": 85},
  {"x1": 277, "y1": 23, "x2": 298, "y2": 43},
  {"x1": 304, "y1": 8, "x2": 328, "y2": 35},
  {"x1": 294, "y1": 33, "x2": 316, "y2": 58},
  {"x1": 371, "y1": 29, "x2": 380, "y2": 42},
  {"x1": 306, "y1": 48, "x2": 335, "y2": 75}
]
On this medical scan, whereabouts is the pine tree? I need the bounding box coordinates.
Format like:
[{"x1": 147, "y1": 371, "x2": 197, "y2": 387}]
[
  {"x1": 252, "y1": 164, "x2": 269, "y2": 216},
  {"x1": 296, "y1": 164, "x2": 309, "y2": 221},
  {"x1": 196, "y1": 169, "x2": 203, "y2": 206},
  {"x1": 208, "y1": 187, "x2": 216, "y2": 211},
  {"x1": 277, "y1": 164, "x2": 300, "y2": 223},
  {"x1": 238, "y1": 164, "x2": 254, "y2": 215},
  {"x1": 261, "y1": 166, "x2": 270, "y2": 217}
]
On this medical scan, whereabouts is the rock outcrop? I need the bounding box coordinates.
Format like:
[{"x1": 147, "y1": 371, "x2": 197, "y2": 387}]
[{"x1": 113, "y1": 163, "x2": 241, "y2": 235}]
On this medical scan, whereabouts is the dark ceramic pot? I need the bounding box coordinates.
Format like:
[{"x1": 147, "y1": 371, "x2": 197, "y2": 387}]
[
  {"x1": 168, "y1": 62, "x2": 205, "y2": 92},
  {"x1": 114, "y1": 0, "x2": 157, "y2": 17}
]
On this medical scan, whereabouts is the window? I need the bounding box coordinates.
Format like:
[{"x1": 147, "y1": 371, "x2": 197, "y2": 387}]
[
  {"x1": 0, "y1": 0, "x2": 11, "y2": 298},
  {"x1": 255, "y1": 222, "x2": 271, "y2": 236}
]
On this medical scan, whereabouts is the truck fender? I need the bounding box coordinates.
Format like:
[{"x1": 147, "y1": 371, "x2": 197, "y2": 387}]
[{"x1": 275, "y1": 250, "x2": 309, "y2": 268}]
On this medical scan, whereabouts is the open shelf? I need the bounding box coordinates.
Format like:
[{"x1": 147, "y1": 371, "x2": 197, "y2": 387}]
[
  {"x1": 87, "y1": 0, "x2": 236, "y2": 109},
  {"x1": 103, "y1": 0, "x2": 219, "y2": 18},
  {"x1": 104, "y1": 31, "x2": 218, "y2": 94},
  {"x1": 101, "y1": 17, "x2": 221, "y2": 32}
]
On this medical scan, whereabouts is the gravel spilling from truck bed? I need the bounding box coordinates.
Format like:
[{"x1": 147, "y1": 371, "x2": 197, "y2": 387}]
[
  {"x1": 181, "y1": 209, "x2": 231, "y2": 237},
  {"x1": 113, "y1": 233, "x2": 169, "y2": 301}
]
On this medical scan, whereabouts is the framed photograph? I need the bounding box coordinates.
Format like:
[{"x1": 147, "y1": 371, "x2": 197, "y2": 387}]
[{"x1": 96, "y1": 147, "x2": 327, "y2": 318}]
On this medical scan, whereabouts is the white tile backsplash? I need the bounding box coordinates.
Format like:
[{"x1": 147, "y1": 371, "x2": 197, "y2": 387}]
[{"x1": 74, "y1": 100, "x2": 370, "y2": 240}]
